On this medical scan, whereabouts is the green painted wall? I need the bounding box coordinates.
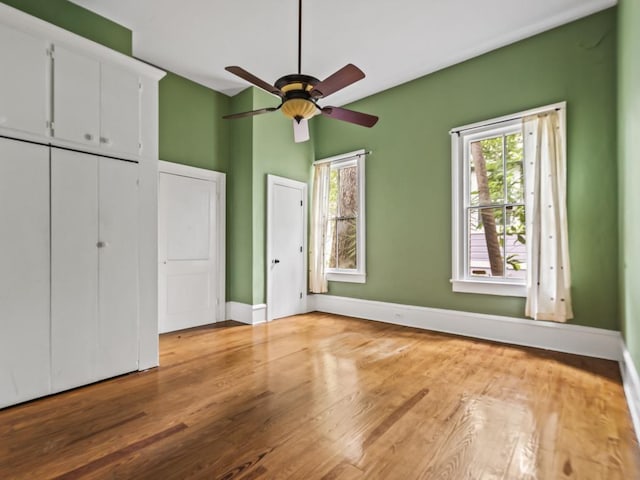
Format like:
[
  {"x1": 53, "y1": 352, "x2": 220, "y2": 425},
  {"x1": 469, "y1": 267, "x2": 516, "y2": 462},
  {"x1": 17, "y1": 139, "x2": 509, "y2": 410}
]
[
  {"x1": 0, "y1": 0, "x2": 131, "y2": 55},
  {"x1": 227, "y1": 89, "x2": 255, "y2": 304},
  {"x1": 251, "y1": 89, "x2": 314, "y2": 304},
  {"x1": 313, "y1": 9, "x2": 618, "y2": 329},
  {"x1": 159, "y1": 72, "x2": 230, "y2": 171},
  {"x1": 618, "y1": 0, "x2": 640, "y2": 366},
  {"x1": 225, "y1": 88, "x2": 313, "y2": 305}
]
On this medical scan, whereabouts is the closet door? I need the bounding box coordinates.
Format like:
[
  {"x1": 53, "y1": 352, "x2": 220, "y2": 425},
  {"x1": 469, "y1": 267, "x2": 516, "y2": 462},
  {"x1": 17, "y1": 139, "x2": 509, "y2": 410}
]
[
  {"x1": 0, "y1": 24, "x2": 49, "y2": 136},
  {"x1": 96, "y1": 158, "x2": 139, "y2": 379},
  {"x1": 100, "y1": 64, "x2": 140, "y2": 156},
  {"x1": 51, "y1": 148, "x2": 99, "y2": 392},
  {"x1": 53, "y1": 45, "x2": 100, "y2": 147},
  {"x1": 0, "y1": 138, "x2": 50, "y2": 408}
]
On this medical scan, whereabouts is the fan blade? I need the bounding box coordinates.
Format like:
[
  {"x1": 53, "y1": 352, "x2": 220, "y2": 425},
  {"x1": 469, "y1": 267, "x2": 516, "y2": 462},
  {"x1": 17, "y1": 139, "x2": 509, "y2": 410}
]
[
  {"x1": 225, "y1": 66, "x2": 283, "y2": 97},
  {"x1": 321, "y1": 106, "x2": 378, "y2": 128},
  {"x1": 293, "y1": 119, "x2": 310, "y2": 143},
  {"x1": 310, "y1": 64, "x2": 365, "y2": 99},
  {"x1": 223, "y1": 107, "x2": 278, "y2": 120}
]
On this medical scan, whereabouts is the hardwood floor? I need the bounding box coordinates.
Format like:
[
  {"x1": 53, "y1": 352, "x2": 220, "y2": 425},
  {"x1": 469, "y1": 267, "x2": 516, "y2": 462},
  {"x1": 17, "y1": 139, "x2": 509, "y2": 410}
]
[{"x1": 1, "y1": 312, "x2": 638, "y2": 479}]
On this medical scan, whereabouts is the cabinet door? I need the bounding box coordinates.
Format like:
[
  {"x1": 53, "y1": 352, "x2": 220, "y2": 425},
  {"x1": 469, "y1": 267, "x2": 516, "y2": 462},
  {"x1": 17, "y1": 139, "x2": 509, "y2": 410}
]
[
  {"x1": 0, "y1": 24, "x2": 49, "y2": 136},
  {"x1": 0, "y1": 138, "x2": 50, "y2": 408},
  {"x1": 101, "y1": 64, "x2": 140, "y2": 156},
  {"x1": 96, "y1": 158, "x2": 139, "y2": 379},
  {"x1": 51, "y1": 148, "x2": 99, "y2": 393},
  {"x1": 53, "y1": 45, "x2": 100, "y2": 147}
]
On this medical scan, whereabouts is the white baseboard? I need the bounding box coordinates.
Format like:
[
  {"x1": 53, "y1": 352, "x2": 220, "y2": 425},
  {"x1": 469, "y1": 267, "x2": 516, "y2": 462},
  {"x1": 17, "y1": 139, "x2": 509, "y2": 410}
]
[
  {"x1": 620, "y1": 342, "x2": 640, "y2": 443},
  {"x1": 308, "y1": 294, "x2": 622, "y2": 361},
  {"x1": 226, "y1": 302, "x2": 267, "y2": 325}
]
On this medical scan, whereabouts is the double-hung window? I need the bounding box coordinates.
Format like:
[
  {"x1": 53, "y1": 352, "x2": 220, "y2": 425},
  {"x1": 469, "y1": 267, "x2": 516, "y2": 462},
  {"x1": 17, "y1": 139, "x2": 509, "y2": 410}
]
[
  {"x1": 450, "y1": 102, "x2": 566, "y2": 297},
  {"x1": 310, "y1": 150, "x2": 366, "y2": 288}
]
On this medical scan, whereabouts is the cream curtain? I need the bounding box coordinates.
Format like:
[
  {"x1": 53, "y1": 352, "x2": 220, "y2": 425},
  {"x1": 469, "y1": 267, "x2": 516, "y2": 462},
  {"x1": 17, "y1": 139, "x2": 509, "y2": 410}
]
[
  {"x1": 523, "y1": 111, "x2": 573, "y2": 322},
  {"x1": 309, "y1": 163, "x2": 331, "y2": 293}
]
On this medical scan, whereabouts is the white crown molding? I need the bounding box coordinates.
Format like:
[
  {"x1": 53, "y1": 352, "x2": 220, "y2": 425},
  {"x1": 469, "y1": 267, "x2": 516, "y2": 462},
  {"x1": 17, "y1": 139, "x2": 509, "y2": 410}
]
[
  {"x1": 308, "y1": 294, "x2": 622, "y2": 360},
  {"x1": 226, "y1": 302, "x2": 266, "y2": 325}
]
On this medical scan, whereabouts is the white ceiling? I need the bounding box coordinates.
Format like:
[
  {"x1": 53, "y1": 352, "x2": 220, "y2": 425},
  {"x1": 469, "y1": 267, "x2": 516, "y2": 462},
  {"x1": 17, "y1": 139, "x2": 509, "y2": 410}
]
[{"x1": 70, "y1": 0, "x2": 615, "y2": 106}]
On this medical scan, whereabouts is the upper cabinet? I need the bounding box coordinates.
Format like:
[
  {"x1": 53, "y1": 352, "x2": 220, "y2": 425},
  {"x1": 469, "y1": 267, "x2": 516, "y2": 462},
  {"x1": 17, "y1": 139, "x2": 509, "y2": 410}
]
[
  {"x1": 0, "y1": 23, "x2": 49, "y2": 137},
  {"x1": 0, "y1": 4, "x2": 164, "y2": 160},
  {"x1": 53, "y1": 46, "x2": 141, "y2": 156},
  {"x1": 53, "y1": 45, "x2": 101, "y2": 147}
]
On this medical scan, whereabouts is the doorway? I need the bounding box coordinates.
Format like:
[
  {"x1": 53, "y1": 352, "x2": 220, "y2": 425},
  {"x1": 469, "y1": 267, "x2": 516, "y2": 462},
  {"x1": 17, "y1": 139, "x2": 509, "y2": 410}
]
[{"x1": 266, "y1": 175, "x2": 307, "y2": 321}]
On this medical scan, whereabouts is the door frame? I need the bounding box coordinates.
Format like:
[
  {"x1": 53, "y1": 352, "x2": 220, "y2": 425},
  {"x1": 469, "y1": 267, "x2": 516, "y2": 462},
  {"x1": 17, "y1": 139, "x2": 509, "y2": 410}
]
[
  {"x1": 266, "y1": 174, "x2": 308, "y2": 322},
  {"x1": 158, "y1": 160, "x2": 226, "y2": 325}
]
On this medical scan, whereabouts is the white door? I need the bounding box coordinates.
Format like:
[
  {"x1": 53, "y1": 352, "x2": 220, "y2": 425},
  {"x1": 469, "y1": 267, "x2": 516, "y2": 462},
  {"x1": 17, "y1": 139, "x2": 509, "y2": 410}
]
[
  {"x1": 0, "y1": 138, "x2": 50, "y2": 408},
  {"x1": 96, "y1": 158, "x2": 139, "y2": 379},
  {"x1": 158, "y1": 166, "x2": 224, "y2": 333},
  {"x1": 100, "y1": 63, "x2": 140, "y2": 156},
  {"x1": 0, "y1": 24, "x2": 49, "y2": 136},
  {"x1": 53, "y1": 45, "x2": 100, "y2": 147},
  {"x1": 267, "y1": 175, "x2": 307, "y2": 321},
  {"x1": 51, "y1": 149, "x2": 139, "y2": 392},
  {"x1": 51, "y1": 148, "x2": 99, "y2": 392}
]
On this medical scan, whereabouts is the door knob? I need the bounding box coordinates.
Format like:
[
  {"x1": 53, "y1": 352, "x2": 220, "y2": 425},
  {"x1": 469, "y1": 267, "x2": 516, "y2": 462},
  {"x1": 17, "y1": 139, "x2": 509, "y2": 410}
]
[{"x1": 273, "y1": 259, "x2": 280, "y2": 264}]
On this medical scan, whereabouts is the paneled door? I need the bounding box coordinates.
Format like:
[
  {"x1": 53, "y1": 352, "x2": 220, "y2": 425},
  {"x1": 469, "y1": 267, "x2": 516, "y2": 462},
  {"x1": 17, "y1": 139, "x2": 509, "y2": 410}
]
[
  {"x1": 158, "y1": 165, "x2": 224, "y2": 333},
  {"x1": 0, "y1": 138, "x2": 50, "y2": 409},
  {"x1": 267, "y1": 175, "x2": 307, "y2": 321},
  {"x1": 51, "y1": 148, "x2": 139, "y2": 392}
]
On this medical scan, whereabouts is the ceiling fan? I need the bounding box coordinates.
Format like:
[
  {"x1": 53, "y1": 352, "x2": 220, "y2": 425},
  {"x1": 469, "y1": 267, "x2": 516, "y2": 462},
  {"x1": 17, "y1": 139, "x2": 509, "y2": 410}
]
[{"x1": 222, "y1": 0, "x2": 379, "y2": 143}]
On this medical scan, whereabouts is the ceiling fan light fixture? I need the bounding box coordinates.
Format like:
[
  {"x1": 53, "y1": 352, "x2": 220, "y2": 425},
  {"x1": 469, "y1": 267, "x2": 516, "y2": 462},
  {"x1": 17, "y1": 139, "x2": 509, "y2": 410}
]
[{"x1": 281, "y1": 98, "x2": 317, "y2": 122}]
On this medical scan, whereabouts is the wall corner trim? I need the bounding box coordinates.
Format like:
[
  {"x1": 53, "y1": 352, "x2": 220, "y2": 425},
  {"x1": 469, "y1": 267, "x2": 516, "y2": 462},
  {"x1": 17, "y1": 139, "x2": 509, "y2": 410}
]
[
  {"x1": 226, "y1": 302, "x2": 267, "y2": 325},
  {"x1": 620, "y1": 341, "x2": 640, "y2": 444},
  {"x1": 308, "y1": 294, "x2": 622, "y2": 360}
]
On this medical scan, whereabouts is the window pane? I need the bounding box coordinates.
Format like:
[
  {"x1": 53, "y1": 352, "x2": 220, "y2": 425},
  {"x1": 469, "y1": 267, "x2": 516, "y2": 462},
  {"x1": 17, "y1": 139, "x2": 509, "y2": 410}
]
[
  {"x1": 469, "y1": 136, "x2": 504, "y2": 206},
  {"x1": 506, "y1": 132, "x2": 524, "y2": 204},
  {"x1": 505, "y1": 205, "x2": 527, "y2": 279},
  {"x1": 468, "y1": 207, "x2": 505, "y2": 278},
  {"x1": 338, "y1": 166, "x2": 358, "y2": 217},
  {"x1": 328, "y1": 169, "x2": 339, "y2": 218},
  {"x1": 336, "y1": 218, "x2": 357, "y2": 269},
  {"x1": 325, "y1": 218, "x2": 337, "y2": 269}
]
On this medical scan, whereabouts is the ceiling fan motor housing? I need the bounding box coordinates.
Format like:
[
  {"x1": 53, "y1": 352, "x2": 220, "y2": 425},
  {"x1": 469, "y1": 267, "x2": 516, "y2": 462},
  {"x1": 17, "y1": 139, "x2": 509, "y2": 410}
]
[{"x1": 276, "y1": 74, "x2": 320, "y2": 122}]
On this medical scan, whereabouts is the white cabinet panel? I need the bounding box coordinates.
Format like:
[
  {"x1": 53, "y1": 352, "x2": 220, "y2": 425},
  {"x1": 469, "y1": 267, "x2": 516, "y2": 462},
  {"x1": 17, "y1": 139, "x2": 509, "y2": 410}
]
[
  {"x1": 0, "y1": 24, "x2": 48, "y2": 136},
  {"x1": 53, "y1": 46, "x2": 100, "y2": 147},
  {"x1": 51, "y1": 148, "x2": 99, "y2": 392},
  {"x1": 0, "y1": 138, "x2": 50, "y2": 408},
  {"x1": 101, "y1": 64, "x2": 140, "y2": 156},
  {"x1": 96, "y1": 158, "x2": 139, "y2": 379}
]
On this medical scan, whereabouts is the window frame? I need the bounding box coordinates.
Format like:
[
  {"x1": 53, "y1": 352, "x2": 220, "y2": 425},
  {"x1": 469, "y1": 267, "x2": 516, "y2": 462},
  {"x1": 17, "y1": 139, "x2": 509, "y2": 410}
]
[
  {"x1": 450, "y1": 102, "x2": 566, "y2": 297},
  {"x1": 315, "y1": 149, "x2": 366, "y2": 284}
]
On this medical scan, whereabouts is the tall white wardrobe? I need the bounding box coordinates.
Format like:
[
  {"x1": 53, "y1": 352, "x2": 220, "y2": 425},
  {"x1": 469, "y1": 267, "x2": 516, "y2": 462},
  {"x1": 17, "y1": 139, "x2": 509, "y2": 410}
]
[{"x1": 0, "y1": 4, "x2": 165, "y2": 409}]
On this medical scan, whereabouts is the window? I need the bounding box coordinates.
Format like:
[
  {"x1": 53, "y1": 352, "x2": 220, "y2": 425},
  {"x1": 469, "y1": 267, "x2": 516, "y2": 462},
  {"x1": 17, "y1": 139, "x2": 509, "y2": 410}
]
[
  {"x1": 450, "y1": 103, "x2": 566, "y2": 297},
  {"x1": 313, "y1": 150, "x2": 366, "y2": 284}
]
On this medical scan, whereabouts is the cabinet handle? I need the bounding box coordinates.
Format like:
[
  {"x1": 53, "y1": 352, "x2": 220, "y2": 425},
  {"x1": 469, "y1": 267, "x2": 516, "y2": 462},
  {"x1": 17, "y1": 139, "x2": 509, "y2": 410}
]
[
  {"x1": 100, "y1": 137, "x2": 112, "y2": 145},
  {"x1": 96, "y1": 241, "x2": 109, "y2": 248},
  {"x1": 84, "y1": 133, "x2": 94, "y2": 141}
]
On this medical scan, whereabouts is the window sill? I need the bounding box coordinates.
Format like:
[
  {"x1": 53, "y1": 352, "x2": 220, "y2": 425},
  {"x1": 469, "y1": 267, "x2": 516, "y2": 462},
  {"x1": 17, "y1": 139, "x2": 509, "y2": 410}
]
[
  {"x1": 451, "y1": 279, "x2": 526, "y2": 297},
  {"x1": 327, "y1": 272, "x2": 366, "y2": 284}
]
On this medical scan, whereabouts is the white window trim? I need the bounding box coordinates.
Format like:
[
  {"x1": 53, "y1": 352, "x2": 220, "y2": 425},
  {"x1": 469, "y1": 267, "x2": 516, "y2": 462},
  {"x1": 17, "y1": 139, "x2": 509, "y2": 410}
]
[
  {"x1": 315, "y1": 149, "x2": 366, "y2": 284},
  {"x1": 450, "y1": 101, "x2": 566, "y2": 297}
]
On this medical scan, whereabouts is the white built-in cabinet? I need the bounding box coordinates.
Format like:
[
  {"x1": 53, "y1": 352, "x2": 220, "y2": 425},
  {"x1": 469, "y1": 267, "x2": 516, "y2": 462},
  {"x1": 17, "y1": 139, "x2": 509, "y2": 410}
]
[
  {"x1": 0, "y1": 3, "x2": 165, "y2": 409},
  {"x1": 51, "y1": 149, "x2": 139, "y2": 393},
  {"x1": 0, "y1": 24, "x2": 48, "y2": 136},
  {"x1": 53, "y1": 46, "x2": 141, "y2": 156},
  {"x1": 0, "y1": 138, "x2": 50, "y2": 408}
]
